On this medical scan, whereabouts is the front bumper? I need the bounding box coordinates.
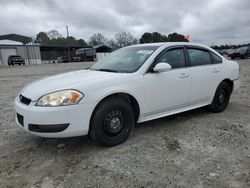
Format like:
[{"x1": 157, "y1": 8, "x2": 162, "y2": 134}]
[
  {"x1": 15, "y1": 97, "x2": 95, "y2": 138},
  {"x1": 233, "y1": 78, "x2": 240, "y2": 90}
]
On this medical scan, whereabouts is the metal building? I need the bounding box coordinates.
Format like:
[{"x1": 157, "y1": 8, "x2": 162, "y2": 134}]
[
  {"x1": 0, "y1": 34, "x2": 112, "y2": 66},
  {"x1": 0, "y1": 44, "x2": 41, "y2": 66},
  {"x1": 0, "y1": 34, "x2": 41, "y2": 66},
  {"x1": 76, "y1": 45, "x2": 112, "y2": 61}
]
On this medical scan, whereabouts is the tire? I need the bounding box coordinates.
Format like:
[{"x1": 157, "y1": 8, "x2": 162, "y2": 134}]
[
  {"x1": 89, "y1": 97, "x2": 135, "y2": 147},
  {"x1": 208, "y1": 82, "x2": 232, "y2": 113}
]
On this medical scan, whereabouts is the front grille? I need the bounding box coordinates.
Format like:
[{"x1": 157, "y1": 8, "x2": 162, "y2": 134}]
[
  {"x1": 19, "y1": 95, "x2": 31, "y2": 105},
  {"x1": 17, "y1": 113, "x2": 24, "y2": 126}
]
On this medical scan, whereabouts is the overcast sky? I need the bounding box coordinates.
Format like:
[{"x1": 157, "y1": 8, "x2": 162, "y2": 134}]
[{"x1": 0, "y1": 0, "x2": 249, "y2": 45}]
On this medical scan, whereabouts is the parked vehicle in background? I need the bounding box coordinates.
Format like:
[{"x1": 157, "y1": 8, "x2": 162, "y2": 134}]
[
  {"x1": 215, "y1": 49, "x2": 224, "y2": 56},
  {"x1": 15, "y1": 42, "x2": 240, "y2": 147},
  {"x1": 8, "y1": 55, "x2": 25, "y2": 66},
  {"x1": 230, "y1": 46, "x2": 250, "y2": 59},
  {"x1": 223, "y1": 49, "x2": 230, "y2": 56},
  {"x1": 73, "y1": 56, "x2": 81, "y2": 62},
  {"x1": 227, "y1": 49, "x2": 237, "y2": 58},
  {"x1": 57, "y1": 56, "x2": 69, "y2": 63}
]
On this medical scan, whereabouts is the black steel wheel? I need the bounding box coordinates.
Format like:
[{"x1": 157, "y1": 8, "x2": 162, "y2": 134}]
[
  {"x1": 90, "y1": 97, "x2": 135, "y2": 147},
  {"x1": 208, "y1": 81, "x2": 231, "y2": 113}
]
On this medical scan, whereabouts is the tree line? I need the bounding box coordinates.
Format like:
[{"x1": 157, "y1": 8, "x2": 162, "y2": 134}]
[{"x1": 35, "y1": 30, "x2": 188, "y2": 49}]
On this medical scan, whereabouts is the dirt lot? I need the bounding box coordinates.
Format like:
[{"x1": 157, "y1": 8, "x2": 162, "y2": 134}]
[{"x1": 0, "y1": 60, "x2": 249, "y2": 188}]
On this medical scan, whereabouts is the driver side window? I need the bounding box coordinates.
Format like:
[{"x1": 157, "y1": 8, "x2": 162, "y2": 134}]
[{"x1": 155, "y1": 48, "x2": 186, "y2": 69}]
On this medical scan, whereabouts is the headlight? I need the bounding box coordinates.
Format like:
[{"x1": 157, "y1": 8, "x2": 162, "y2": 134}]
[{"x1": 36, "y1": 90, "x2": 84, "y2": 107}]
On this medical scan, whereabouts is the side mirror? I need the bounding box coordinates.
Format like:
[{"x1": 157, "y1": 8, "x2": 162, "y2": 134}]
[{"x1": 153, "y1": 62, "x2": 172, "y2": 73}]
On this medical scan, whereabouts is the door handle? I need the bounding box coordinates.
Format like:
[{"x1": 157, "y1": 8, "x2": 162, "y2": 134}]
[
  {"x1": 179, "y1": 73, "x2": 189, "y2": 78},
  {"x1": 213, "y1": 68, "x2": 220, "y2": 73}
]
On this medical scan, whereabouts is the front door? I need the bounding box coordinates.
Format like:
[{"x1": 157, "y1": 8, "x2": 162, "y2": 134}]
[{"x1": 143, "y1": 47, "x2": 191, "y2": 118}]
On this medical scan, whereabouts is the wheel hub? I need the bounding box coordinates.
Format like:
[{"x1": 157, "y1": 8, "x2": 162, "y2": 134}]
[
  {"x1": 218, "y1": 93, "x2": 225, "y2": 104},
  {"x1": 104, "y1": 110, "x2": 125, "y2": 136},
  {"x1": 110, "y1": 117, "x2": 121, "y2": 130}
]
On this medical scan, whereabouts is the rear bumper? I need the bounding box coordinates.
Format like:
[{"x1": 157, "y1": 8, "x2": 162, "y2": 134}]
[
  {"x1": 15, "y1": 97, "x2": 95, "y2": 138},
  {"x1": 13, "y1": 61, "x2": 24, "y2": 63}
]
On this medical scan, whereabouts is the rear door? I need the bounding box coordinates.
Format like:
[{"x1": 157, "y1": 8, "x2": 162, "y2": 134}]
[{"x1": 186, "y1": 47, "x2": 223, "y2": 105}]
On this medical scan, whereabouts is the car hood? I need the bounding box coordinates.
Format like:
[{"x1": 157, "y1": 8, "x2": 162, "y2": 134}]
[{"x1": 20, "y1": 69, "x2": 126, "y2": 101}]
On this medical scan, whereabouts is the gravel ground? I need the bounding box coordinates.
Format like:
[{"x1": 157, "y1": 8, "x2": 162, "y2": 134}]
[{"x1": 0, "y1": 60, "x2": 249, "y2": 188}]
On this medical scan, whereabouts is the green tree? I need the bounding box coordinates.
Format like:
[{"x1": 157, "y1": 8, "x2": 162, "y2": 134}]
[
  {"x1": 78, "y1": 39, "x2": 87, "y2": 46},
  {"x1": 140, "y1": 32, "x2": 188, "y2": 43},
  {"x1": 167, "y1": 32, "x2": 188, "y2": 42},
  {"x1": 35, "y1": 32, "x2": 50, "y2": 44},
  {"x1": 140, "y1": 32, "x2": 168, "y2": 43},
  {"x1": 35, "y1": 30, "x2": 87, "y2": 46}
]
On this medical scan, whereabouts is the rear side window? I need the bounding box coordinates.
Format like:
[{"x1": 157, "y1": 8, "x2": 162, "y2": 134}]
[
  {"x1": 188, "y1": 49, "x2": 212, "y2": 66},
  {"x1": 211, "y1": 52, "x2": 222, "y2": 64},
  {"x1": 156, "y1": 48, "x2": 186, "y2": 69}
]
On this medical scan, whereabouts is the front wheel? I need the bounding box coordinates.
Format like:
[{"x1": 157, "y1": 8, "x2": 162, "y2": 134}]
[
  {"x1": 89, "y1": 97, "x2": 135, "y2": 147},
  {"x1": 208, "y1": 82, "x2": 231, "y2": 113}
]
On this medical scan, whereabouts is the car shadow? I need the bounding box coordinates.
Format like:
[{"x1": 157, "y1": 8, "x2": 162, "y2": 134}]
[{"x1": 28, "y1": 106, "x2": 210, "y2": 154}]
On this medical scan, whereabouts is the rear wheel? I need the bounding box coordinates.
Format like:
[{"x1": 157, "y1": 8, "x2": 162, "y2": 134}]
[
  {"x1": 208, "y1": 82, "x2": 231, "y2": 113},
  {"x1": 90, "y1": 97, "x2": 135, "y2": 147}
]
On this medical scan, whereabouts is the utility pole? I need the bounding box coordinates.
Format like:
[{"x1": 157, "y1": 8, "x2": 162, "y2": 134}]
[
  {"x1": 66, "y1": 26, "x2": 71, "y2": 62},
  {"x1": 66, "y1": 26, "x2": 69, "y2": 38}
]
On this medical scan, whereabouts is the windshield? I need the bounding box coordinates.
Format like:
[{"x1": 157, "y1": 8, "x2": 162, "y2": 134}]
[{"x1": 90, "y1": 46, "x2": 159, "y2": 73}]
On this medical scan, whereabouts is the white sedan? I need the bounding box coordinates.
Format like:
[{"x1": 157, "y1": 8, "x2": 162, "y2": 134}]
[{"x1": 15, "y1": 42, "x2": 240, "y2": 146}]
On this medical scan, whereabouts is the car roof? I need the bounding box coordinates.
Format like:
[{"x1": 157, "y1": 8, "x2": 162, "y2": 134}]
[
  {"x1": 130, "y1": 42, "x2": 224, "y2": 59},
  {"x1": 131, "y1": 42, "x2": 210, "y2": 48}
]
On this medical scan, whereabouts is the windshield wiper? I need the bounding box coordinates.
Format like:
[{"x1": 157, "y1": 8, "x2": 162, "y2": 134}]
[{"x1": 96, "y1": 68, "x2": 119, "y2": 73}]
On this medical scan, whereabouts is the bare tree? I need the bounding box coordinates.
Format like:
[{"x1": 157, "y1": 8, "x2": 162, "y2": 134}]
[
  {"x1": 115, "y1": 32, "x2": 136, "y2": 48},
  {"x1": 89, "y1": 33, "x2": 107, "y2": 46},
  {"x1": 107, "y1": 39, "x2": 119, "y2": 50},
  {"x1": 47, "y1": 30, "x2": 63, "y2": 40}
]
